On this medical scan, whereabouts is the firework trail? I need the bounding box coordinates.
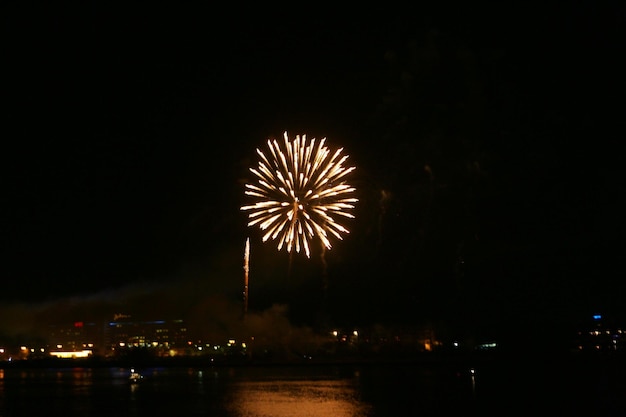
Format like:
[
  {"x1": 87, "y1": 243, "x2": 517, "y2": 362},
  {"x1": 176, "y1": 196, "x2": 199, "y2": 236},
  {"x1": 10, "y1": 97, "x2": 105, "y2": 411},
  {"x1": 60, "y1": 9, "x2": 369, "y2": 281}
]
[
  {"x1": 243, "y1": 237, "x2": 250, "y2": 315},
  {"x1": 241, "y1": 131, "x2": 357, "y2": 258}
]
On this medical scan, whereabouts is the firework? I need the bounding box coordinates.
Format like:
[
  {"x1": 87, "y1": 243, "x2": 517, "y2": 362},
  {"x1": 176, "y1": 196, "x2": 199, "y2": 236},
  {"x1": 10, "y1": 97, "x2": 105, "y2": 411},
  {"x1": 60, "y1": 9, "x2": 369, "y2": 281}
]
[
  {"x1": 241, "y1": 131, "x2": 357, "y2": 258},
  {"x1": 243, "y1": 237, "x2": 249, "y2": 315}
]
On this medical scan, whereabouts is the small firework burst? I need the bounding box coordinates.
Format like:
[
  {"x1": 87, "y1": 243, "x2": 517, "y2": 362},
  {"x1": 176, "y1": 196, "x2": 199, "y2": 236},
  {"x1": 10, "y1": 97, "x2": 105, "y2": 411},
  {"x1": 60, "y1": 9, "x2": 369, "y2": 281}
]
[{"x1": 241, "y1": 131, "x2": 357, "y2": 258}]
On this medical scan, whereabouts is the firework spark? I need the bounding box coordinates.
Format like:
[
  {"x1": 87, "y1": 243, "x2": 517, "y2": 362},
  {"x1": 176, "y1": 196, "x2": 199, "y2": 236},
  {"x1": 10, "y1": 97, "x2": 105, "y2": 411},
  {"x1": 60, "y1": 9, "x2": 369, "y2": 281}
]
[{"x1": 241, "y1": 132, "x2": 357, "y2": 258}]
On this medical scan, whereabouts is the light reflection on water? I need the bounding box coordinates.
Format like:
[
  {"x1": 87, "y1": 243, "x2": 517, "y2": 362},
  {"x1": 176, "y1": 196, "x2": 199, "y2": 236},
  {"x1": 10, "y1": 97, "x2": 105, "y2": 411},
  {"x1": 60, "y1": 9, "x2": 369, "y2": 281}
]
[
  {"x1": 0, "y1": 358, "x2": 624, "y2": 416},
  {"x1": 225, "y1": 378, "x2": 373, "y2": 417},
  {"x1": 0, "y1": 363, "x2": 480, "y2": 417}
]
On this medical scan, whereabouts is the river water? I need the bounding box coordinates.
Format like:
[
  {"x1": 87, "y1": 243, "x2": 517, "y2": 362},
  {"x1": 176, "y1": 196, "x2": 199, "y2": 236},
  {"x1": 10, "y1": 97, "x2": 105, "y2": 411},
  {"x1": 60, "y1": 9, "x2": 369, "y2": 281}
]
[{"x1": 0, "y1": 355, "x2": 624, "y2": 416}]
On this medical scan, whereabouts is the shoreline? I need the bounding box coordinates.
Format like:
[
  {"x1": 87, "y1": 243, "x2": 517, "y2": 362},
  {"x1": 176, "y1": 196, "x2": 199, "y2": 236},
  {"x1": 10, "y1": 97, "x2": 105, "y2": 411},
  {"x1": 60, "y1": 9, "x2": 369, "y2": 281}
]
[{"x1": 2, "y1": 349, "x2": 623, "y2": 370}]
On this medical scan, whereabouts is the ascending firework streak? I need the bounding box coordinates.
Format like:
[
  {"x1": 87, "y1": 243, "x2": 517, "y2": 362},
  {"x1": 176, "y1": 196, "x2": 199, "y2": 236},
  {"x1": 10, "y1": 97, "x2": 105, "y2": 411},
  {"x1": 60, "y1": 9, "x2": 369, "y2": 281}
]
[
  {"x1": 243, "y1": 237, "x2": 250, "y2": 315},
  {"x1": 241, "y1": 131, "x2": 357, "y2": 258}
]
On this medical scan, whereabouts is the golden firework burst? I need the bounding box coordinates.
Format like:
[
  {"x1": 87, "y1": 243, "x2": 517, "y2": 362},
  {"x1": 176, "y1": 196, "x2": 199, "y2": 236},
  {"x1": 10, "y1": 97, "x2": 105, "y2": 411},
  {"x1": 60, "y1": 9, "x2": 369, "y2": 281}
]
[{"x1": 241, "y1": 131, "x2": 357, "y2": 258}]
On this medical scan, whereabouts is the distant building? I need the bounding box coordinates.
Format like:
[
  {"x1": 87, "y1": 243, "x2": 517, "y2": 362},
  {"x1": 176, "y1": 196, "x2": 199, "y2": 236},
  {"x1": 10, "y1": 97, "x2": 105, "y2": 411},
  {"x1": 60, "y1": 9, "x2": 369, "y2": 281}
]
[
  {"x1": 47, "y1": 321, "x2": 104, "y2": 356},
  {"x1": 105, "y1": 316, "x2": 189, "y2": 357},
  {"x1": 574, "y1": 314, "x2": 624, "y2": 352}
]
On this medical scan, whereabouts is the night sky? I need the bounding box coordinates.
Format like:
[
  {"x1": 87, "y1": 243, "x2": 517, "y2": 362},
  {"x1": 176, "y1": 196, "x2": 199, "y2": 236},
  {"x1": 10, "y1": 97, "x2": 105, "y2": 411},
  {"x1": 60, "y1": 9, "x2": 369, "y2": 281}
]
[{"x1": 2, "y1": 5, "x2": 626, "y2": 346}]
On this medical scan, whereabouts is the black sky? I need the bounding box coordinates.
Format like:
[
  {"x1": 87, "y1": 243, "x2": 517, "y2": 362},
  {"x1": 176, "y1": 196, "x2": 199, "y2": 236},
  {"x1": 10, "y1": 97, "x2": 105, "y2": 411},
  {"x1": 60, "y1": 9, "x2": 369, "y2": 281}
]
[{"x1": 2, "y1": 5, "x2": 626, "y2": 342}]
